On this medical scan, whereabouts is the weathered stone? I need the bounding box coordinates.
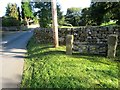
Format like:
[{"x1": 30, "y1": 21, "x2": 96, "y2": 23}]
[
  {"x1": 34, "y1": 26, "x2": 120, "y2": 55},
  {"x1": 66, "y1": 35, "x2": 74, "y2": 55},
  {"x1": 107, "y1": 34, "x2": 118, "y2": 58}
]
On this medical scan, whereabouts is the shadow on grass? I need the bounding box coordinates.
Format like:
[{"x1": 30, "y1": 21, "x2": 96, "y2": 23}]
[
  {"x1": 23, "y1": 45, "x2": 119, "y2": 88},
  {"x1": 26, "y1": 37, "x2": 120, "y2": 64},
  {"x1": 71, "y1": 53, "x2": 114, "y2": 65},
  {"x1": 27, "y1": 50, "x2": 66, "y2": 59},
  {"x1": 26, "y1": 44, "x2": 120, "y2": 65},
  {"x1": 28, "y1": 45, "x2": 54, "y2": 54}
]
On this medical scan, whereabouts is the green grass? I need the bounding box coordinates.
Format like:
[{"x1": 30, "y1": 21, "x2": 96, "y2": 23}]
[
  {"x1": 21, "y1": 36, "x2": 120, "y2": 88},
  {"x1": 59, "y1": 26, "x2": 80, "y2": 28},
  {"x1": 100, "y1": 21, "x2": 116, "y2": 26}
]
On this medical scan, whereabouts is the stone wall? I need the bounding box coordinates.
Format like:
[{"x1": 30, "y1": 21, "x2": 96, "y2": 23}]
[
  {"x1": 34, "y1": 26, "x2": 120, "y2": 55},
  {"x1": 34, "y1": 28, "x2": 53, "y2": 43}
]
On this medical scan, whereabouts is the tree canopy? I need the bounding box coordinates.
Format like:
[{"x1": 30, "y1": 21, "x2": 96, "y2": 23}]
[
  {"x1": 34, "y1": 2, "x2": 52, "y2": 28},
  {"x1": 81, "y1": 2, "x2": 120, "y2": 26},
  {"x1": 21, "y1": 0, "x2": 34, "y2": 19},
  {"x1": 3, "y1": 3, "x2": 20, "y2": 27},
  {"x1": 5, "y1": 3, "x2": 19, "y2": 20},
  {"x1": 4, "y1": 1, "x2": 120, "y2": 27},
  {"x1": 65, "y1": 7, "x2": 81, "y2": 26},
  {"x1": 34, "y1": 2, "x2": 64, "y2": 28}
]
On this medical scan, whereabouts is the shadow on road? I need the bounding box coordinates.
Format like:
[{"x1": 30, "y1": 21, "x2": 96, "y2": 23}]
[{"x1": 1, "y1": 30, "x2": 33, "y2": 88}]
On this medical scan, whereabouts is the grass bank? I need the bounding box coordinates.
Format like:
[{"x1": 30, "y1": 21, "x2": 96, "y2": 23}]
[{"x1": 21, "y1": 36, "x2": 119, "y2": 88}]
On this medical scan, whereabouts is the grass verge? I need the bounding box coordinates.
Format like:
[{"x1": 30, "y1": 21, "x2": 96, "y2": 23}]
[{"x1": 21, "y1": 36, "x2": 119, "y2": 88}]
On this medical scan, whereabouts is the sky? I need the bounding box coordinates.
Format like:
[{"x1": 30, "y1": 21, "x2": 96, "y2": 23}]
[
  {"x1": 58, "y1": 0, "x2": 91, "y2": 14},
  {"x1": 0, "y1": 0, "x2": 91, "y2": 17}
]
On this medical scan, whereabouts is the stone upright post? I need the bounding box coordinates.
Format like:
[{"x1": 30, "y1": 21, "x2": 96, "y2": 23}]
[
  {"x1": 66, "y1": 35, "x2": 74, "y2": 55},
  {"x1": 107, "y1": 34, "x2": 118, "y2": 58}
]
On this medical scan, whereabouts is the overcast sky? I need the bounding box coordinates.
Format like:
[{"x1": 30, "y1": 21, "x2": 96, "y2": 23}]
[{"x1": 0, "y1": 0, "x2": 91, "y2": 17}]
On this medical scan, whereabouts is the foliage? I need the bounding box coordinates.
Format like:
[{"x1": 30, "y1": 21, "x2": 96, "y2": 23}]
[
  {"x1": 80, "y1": 2, "x2": 120, "y2": 26},
  {"x1": 108, "y1": 2, "x2": 120, "y2": 25},
  {"x1": 61, "y1": 23, "x2": 73, "y2": 27},
  {"x1": 4, "y1": 3, "x2": 21, "y2": 26},
  {"x1": 80, "y1": 3, "x2": 108, "y2": 26},
  {"x1": 100, "y1": 21, "x2": 116, "y2": 26},
  {"x1": 21, "y1": 20, "x2": 27, "y2": 25},
  {"x1": 21, "y1": 36, "x2": 119, "y2": 88},
  {"x1": 21, "y1": 0, "x2": 34, "y2": 19},
  {"x1": 34, "y1": 2, "x2": 52, "y2": 28},
  {"x1": 5, "y1": 3, "x2": 19, "y2": 20},
  {"x1": 89, "y1": 2, "x2": 107, "y2": 25},
  {"x1": 80, "y1": 8, "x2": 93, "y2": 26},
  {"x1": 57, "y1": 5, "x2": 65, "y2": 26},
  {"x1": 91, "y1": 2, "x2": 119, "y2": 25},
  {"x1": 33, "y1": 17, "x2": 39, "y2": 24},
  {"x1": 34, "y1": 2, "x2": 65, "y2": 28},
  {"x1": 2, "y1": 16, "x2": 20, "y2": 27},
  {"x1": 65, "y1": 7, "x2": 81, "y2": 26},
  {"x1": 17, "y1": 7, "x2": 21, "y2": 21}
]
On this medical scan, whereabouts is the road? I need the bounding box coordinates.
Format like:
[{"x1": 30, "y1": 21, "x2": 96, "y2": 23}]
[{"x1": 0, "y1": 30, "x2": 33, "y2": 89}]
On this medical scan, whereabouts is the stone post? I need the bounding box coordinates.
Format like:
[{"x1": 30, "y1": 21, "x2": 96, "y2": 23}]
[
  {"x1": 107, "y1": 34, "x2": 118, "y2": 58},
  {"x1": 66, "y1": 35, "x2": 74, "y2": 55}
]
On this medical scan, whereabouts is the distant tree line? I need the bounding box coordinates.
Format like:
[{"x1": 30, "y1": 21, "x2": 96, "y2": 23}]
[
  {"x1": 2, "y1": 3, "x2": 21, "y2": 27},
  {"x1": 2, "y1": 0, "x2": 38, "y2": 27},
  {"x1": 2, "y1": 1, "x2": 120, "y2": 27},
  {"x1": 81, "y1": 2, "x2": 120, "y2": 26},
  {"x1": 33, "y1": 1, "x2": 120, "y2": 27}
]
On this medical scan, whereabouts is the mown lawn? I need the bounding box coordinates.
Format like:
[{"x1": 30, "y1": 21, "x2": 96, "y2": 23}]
[{"x1": 21, "y1": 36, "x2": 119, "y2": 88}]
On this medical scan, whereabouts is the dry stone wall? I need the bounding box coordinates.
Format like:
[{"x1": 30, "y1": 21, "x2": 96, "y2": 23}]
[
  {"x1": 34, "y1": 26, "x2": 120, "y2": 55},
  {"x1": 34, "y1": 28, "x2": 53, "y2": 43}
]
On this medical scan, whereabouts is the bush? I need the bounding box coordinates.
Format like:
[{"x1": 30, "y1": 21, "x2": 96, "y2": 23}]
[{"x1": 2, "y1": 17, "x2": 20, "y2": 27}]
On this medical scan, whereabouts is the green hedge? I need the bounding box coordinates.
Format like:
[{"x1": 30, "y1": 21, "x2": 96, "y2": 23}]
[{"x1": 2, "y1": 17, "x2": 20, "y2": 27}]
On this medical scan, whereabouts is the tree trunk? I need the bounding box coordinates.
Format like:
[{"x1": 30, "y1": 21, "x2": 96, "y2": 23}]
[
  {"x1": 25, "y1": 17, "x2": 29, "y2": 26},
  {"x1": 52, "y1": 0, "x2": 59, "y2": 48}
]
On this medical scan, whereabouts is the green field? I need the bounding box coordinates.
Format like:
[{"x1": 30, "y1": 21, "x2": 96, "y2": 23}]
[{"x1": 21, "y1": 36, "x2": 119, "y2": 88}]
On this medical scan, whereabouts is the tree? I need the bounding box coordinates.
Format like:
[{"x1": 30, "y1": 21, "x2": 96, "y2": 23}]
[
  {"x1": 86, "y1": 2, "x2": 120, "y2": 25},
  {"x1": 57, "y1": 5, "x2": 65, "y2": 26},
  {"x1": 89, "y1": 2, "x2": 107, "y2": 25},
  {"x1": 108, "y1": 2, "x2": 120, "y2": 25},
  {"x1": 34, "y1": 2, "x2": 52, "y2": 28},
  {"x1": 34, "y1": 2, "x2": 64, "y2": 28},
  {"x1": 80, "y1": 8, "x2": 93, "y2": 26},
  {"x1": 4, "y1": 3, "x2": 20, "y2": 27},
  {"x1": 5, "y1": 3, "x2": 19, "y2": 20},
  {"x1": 21, "y1": 0, "x2": 34, "y2": 25},
  {"x1": 65, "y1": 7, "x2": 81, "y2": 26},
  {"x1": 17, "y1": 7, "x2": 21, "y2": 21}
]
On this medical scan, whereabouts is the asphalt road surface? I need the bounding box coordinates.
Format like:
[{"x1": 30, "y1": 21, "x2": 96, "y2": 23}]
[{"x1": 1, "y1": 30, "x2": 33, "y2": 89}]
